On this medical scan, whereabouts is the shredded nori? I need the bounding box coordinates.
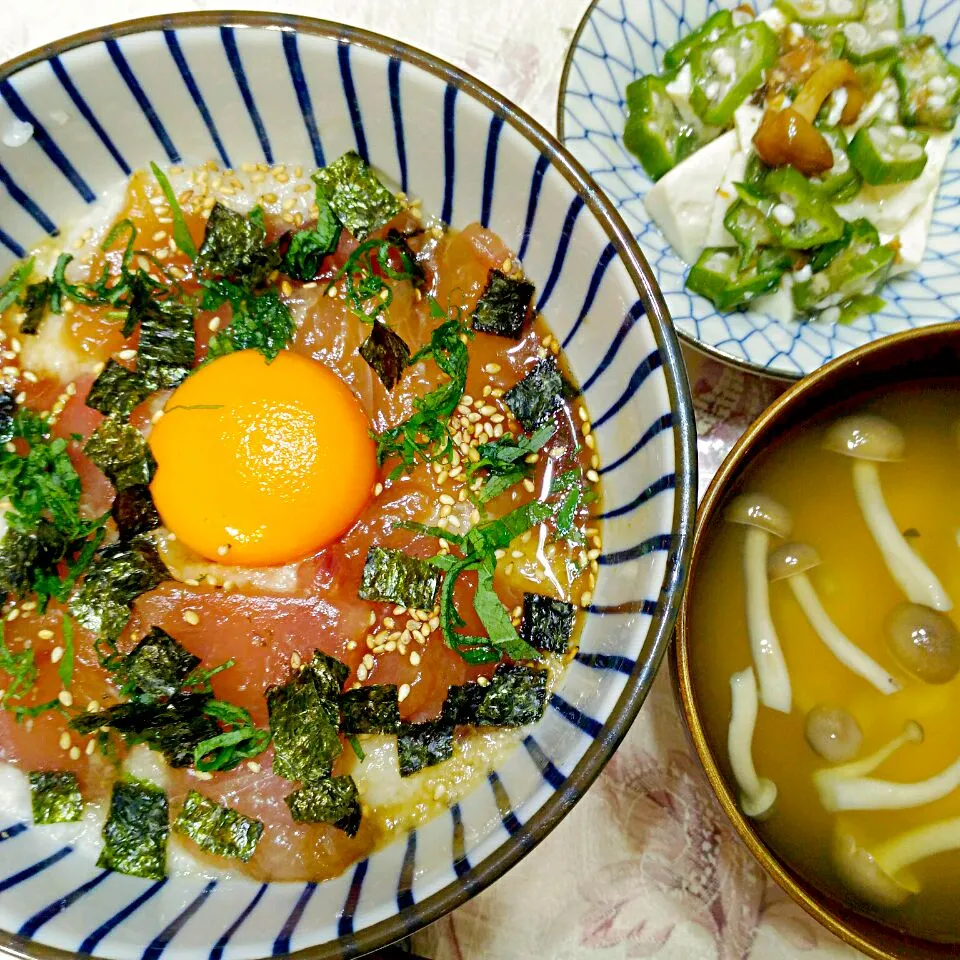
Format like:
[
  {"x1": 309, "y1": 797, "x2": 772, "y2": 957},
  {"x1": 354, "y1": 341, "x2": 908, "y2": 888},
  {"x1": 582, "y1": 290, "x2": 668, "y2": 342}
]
[
  {"x1": 475, "y1": 663, "x2": 548, "y2": 727},
  {"x1": 135, "y1": 298, "x2": 196, "y2": 390},
  {"x1": 441, "y1": 680, "x2": 486, "y2": 725},
  {"x1": 313, "y1": 152, "x2": 402, "y2": 240},
  {"x1": 0, "y1": 390, "x2": 16, "y2": 444},
  {"x1": 111, "y1": 484, "x2": 161, "y2": 540},
  {"x1": 173, "y1": 790, "x2": 263, "y2": 862},
  {"x1": 504, "y1": 357, "x2": 564, "y2": 432},
  {"x1": 471, "y1": 270, "x2": 534, "y2": 339},
  {"x1": 0, "y1": 526, "x2": 45, "y2": 597},
  {"x1": 120, "y1": 627, "x2": 200, "y2": 700},
  {"x1": 359, "y1": 547, "x2": 441, "y2": 611},
  {"x1": 20, "y1": 280, "x2": 53, "y2": 335},
  {"x1": 69, "y1": 537, "x2": 169, "y2": 643},
  {"x1": 197, "y1": 202, "x2": 280, "y2": 286},
  {"x1": 86, "y1": 361, "x2": 154, "y2": 420},
  {"x1": 397, "y1": 719, "x2": 455, "y2": 777},
  {"x1": 98, "y1": 778, "x2": 168, "y2": 879},
  {"x1": 284, "y1": 776, "x2": 361, "y2": 835},
  {"x1": 359, "y1": 321, "x2": 410, "y2": 390},
  {"x1": 29, "y1": 770, "x2": 83, "y2": 824},
  {"x1": 300, "y1": 650, "x2": 350, "y2": 706},
  {"x1": 339, "y1": 684, "x2": 401, "y2": 734},
  {"x1": 520, "y1": 593, "x2": 576, "y2": 654},
  {"x1": 84, "y1": 417, "x2": 156, "y2": 492}
]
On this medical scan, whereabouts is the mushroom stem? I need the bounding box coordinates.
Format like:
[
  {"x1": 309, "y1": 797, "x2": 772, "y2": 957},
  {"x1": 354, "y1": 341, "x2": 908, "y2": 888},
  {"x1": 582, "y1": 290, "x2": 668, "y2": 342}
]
[
  {"x1": 852, "y1": 459, "x2": 952, "y2": 612},
  {"x1": 787, "y1": 574, "x2": 900, "y2": 694},
  {"x1": 728, "y1": 667, "x2": 777, "y2": 818},
  {"x1": 876, "y1": 816, "x2": 960, "y2": 879},
  {"x1": 744, "y1": 527, "x2": 792, "y2": 712}
]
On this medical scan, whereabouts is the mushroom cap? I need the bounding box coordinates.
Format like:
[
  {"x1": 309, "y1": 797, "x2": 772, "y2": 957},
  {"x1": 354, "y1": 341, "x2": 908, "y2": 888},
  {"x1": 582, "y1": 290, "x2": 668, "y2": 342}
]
[
  {"x1": 768, "y1": 541, "x2": 822, "y2": 581},
  {"x1": 805, "y1": 704, "x2": 863, "y2": 763},
  {"x1": 725, "y1": 493, "x2": 793, "y2": 538},
  {"x1": 823, "y1": 414, "x2": 905, "y2": 462},
  {"x1": 833, "y1": 830, "x2": 912, "y2": 908},
  {"x1": 885, "y1": 603, "x2": 960, "y2": 685}
]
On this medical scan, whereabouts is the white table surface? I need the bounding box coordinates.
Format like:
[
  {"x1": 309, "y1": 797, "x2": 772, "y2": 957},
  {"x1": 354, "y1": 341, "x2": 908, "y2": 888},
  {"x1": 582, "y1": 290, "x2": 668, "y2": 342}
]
[{"x1": 2, "y1": 4, "x2": 865, "y2": 958}]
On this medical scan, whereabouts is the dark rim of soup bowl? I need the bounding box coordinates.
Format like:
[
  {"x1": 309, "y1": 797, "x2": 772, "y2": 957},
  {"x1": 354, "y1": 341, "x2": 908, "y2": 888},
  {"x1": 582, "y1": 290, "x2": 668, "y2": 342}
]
[
  {"x1": 0, "y1": 11, "x2": 697, "y2": 960},
  {"x1": 675, "y1": 320, "x2": 960, "y2": 960}
]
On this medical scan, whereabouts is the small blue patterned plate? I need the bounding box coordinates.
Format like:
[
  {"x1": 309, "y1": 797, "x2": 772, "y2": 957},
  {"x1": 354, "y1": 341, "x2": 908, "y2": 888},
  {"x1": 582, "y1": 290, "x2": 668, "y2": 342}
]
[
  {"x1": 559, "y1": 0, "x2": 960, "y2": 379},
  {"x1": 0, "y1": 12, "x2": 696, "y2": 960}
]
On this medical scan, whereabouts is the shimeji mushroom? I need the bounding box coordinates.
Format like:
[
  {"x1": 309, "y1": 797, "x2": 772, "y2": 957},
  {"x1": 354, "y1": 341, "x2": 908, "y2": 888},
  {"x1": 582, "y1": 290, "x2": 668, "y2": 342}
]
[
  {"x1": 805, "y1": 704, "x2": 863, "y2": 763},
  {"x1": 885, "y1": 602, "x2": 960, "y2": 685},
  {"x1": 726, "y1": 493, "x2": 793, "y2": 713},
  {"x1": 824, "y1": 415, "x2": 951, "y2": 612},
  {"x1": 728, "y1": 666, "x2": 778, "y2": 818},
  {"x1": 813, "y1": 720, "x2": 960, "y2": 813},
  {"x1": 768, "y1": 542, "x2": 900, "y2": 695},
  {"x1": 835, "y1": 815, "x2": 960, "y2": 908}
]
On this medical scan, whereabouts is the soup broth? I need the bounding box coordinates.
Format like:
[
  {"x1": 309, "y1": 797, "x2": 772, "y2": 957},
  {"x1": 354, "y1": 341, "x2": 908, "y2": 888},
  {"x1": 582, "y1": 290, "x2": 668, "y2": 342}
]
[{"x1": 689, "y1": 382, "x2": 960, "y2": 941}]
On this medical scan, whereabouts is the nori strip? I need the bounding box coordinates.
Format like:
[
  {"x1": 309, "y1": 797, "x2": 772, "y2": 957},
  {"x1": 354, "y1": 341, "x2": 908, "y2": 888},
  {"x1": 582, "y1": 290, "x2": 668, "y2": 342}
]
[
  {"x1": 197, "y1": 202, "x2": 278, "y2": 284},
  {"x1": 29, "y1": 770, "x2": 83, "y2": 824},
  {"x1": 20, "y1": 280, "x2": 53, "y2": 335},
  {"x1": 339, "y1": 684, "x2": 401, "y2": 734},
  {"x1": 98, "y1": 778, "x2": 168, "y2": 879},
  {"x1": 71, "y1": 694, "x2": 220, "y2": 767},
  {"x1": 0, "y1": 390, "x2": 16, "y2": 444},
  {"x1": 69, "y1": 537, "x2": 169, "y2": 641},
  {"x1": 470, "y1": 270, "x2": 534, "y2": 340},
  {"x1": 520, "y1": 593, "x2": 576, "y2": 654},
  {"x1": 313, "y1": 152, "x2": 402, "y2": 240},
  {"x1": 267, "y1": 674, "x2": 342, "y2": 782},
  {"x1": 300, "y1": 650, "x2": 350, "y2": 706},
  {"x1": 135, "y1": 298, "x2": 196, "y2": 390},
  {"x1": 173, "y1": 790, "x2": 263, "y2": 862},
  {"x1": 441, "y1": 680, "x2": 486, "y2": 725},
  {"x1": 475, "y1": 663, "x2": 548, "y2": 727},
  {"x1": 358, "y1": 547, "x2": 441, "y2": 610},
  {"x1": 120, "y1": 627, "x2": 200, "y2": 700},
  {"x1": 0, "y1": 526, "x2": 43, "y2": 596},
  {"x1": 504, "y1": 357, "x2": 564, "y2": 432},
  {"x1": 284, "y1": 776, "x2": 361, "y2": 835},
  {"x1": 359, "y1": 321, "x2": 410, "y2": 390},
  {"x1": 397, "y1": 720, "x2": 454, "y2": 777},
  {"x1": 85, "y1": 360, "x2": 153, "y2": 420},
  {"x1": 84, "y1": 417, "x2": 156, "y2": 491},
  {"x1": 112, "y1": 484, "x2": 161, "y2": 540}
]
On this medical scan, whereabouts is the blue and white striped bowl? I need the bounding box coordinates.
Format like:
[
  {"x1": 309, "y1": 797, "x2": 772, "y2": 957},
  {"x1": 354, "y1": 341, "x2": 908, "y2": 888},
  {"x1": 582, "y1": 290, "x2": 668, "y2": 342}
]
[
  {"x1": 0, "y1": 13, "x2": 696, "y2": 960},
  {"x1": 558, "y1": 0, "x2": 960, "y2": 380}
]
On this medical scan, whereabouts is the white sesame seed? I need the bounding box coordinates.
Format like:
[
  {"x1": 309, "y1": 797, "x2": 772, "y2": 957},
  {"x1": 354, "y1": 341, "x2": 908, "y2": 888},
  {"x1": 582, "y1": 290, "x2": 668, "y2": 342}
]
[
  {"x1": 357, "y1": 663, "x2": 369, "y2": 682},
  {"x1": 59, "y1": 732, "x2": 71, "y2": 751},
  {"x1": 85, "y1": 740, "x2": 96, "y2": 756},
  {"x1": 51, "y1": 646, "x2": 64, "y2": 664},
  {"x1": 247, "y1": 761, "x2": 262, "y2": 773},
  {"x1": 183, "y1": 609, "x2": 200, "y2": 626},
  {"x1": 290, "y1": 652, "x2": 302, "y2": 669},
  {"x1": 38, "y1": 629, "x2": 54, "y2": 640},
  {"x1": 398, "y1": 683, "x2": 411, "y2": 703},
  {"x1": 58, "y1": 690, "x2": 73, "y2": 707},
  {"x1": 410, "y1": 651, "x2": 421, "y2": 666},
  {"x1": 69, "y1": 746, "x2": 81, "y2": 761}
]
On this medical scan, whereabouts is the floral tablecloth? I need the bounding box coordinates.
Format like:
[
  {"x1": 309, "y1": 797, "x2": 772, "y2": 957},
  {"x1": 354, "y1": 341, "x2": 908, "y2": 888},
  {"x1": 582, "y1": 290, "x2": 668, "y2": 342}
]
[{"x1": 4, "y1": 3, "x2": 865, "y2": 958}]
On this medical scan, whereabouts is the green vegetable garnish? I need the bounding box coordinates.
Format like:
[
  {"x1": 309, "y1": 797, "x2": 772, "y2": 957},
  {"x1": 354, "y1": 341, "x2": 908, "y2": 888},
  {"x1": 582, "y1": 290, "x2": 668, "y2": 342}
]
[
  {"x1": 173, "y1": 790, "x2": 263, "y2": 862},
  {"x1": 723, "y1": 201, "x2": 776, "y2": 268},
  {"x1": 775, "y1": 0, "x2": 864, "y2": 23},
  {"x1": 98, "y1": 777, "x2": 169, "y2": 880},
  {"x1": 521, "y1": 592, "x2": 577, "y2": 654},
  {"x1": 504, "y1": 357, "x2": 564, "y2": 432},
  {"x1": 204, "y1": 286, "x2": 295, "y2": 363},
  {"x1": 0, "y1": 259, "x2": 33, "y2": 315},
  {"x1": 84, "y1": 417, "x2": 156, "y2": 492},
  {"x1": 359, "y1": 546, "x2": 442, "y2": 610},
  {"x1": 339, "y1": 684, "x2": 402, "y2": 734},
  {"x1": 312, "y1": 152, "x2": 402, "y2": 240},
  {"x1": 397, "y1": 719, "x2": 454, "y2": 777},
  {"x1": 847, "y1": 123, "x2": 929, "y2": 185},
  {"x1": 894, "y1": 36, "x2": 960, "y2": 129},
  {"x1": 470, "y1": 270, "x2": 535, "y2": 340},
  {"x1": 282, "y1": 182, "x2": 342, "y2": 281},
  {"x1": 466, "y1": 423, "x2": 555, "y2": 505},
  {"x1": 284, "y1": 776, "x2": 361, "y2": 834},
  {"x1": 664, "y1": 9, "x2": 733, "y2": 70},
  {"x1": 623, "y1": 75, "x2": 698, "y2": 182},
  {"x1": 192, "y1": 699, "x2": 271, "y2": 773},
  {"x1": 29, "y1": 771, "x2": 83, "y2": 824},
  {"x1": 150, "y1": 162, "x2": 198, "y2": 260},
  {"x1": 58, "y1": 615, "x2": 75, "y2": 690},
  {"x1": 359, "y1": 320, "x2": 411, "y2": 390},
  {"x1": 686, "y1": 247, "x2": 792, "y2": 311}
]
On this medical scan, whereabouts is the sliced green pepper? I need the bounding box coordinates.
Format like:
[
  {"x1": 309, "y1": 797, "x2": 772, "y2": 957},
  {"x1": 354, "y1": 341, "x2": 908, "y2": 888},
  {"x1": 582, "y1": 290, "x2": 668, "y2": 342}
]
[
  {"x1": 736, "y1": 167, "x2": 845, "y2": 249},
  {"x1": 793, "y1": 218, "x2": 894, "y2": 311},
  {"x1": 893, "y1": 37, "x2": 960, "y2": 130},
  {"x1": 775, "y1": 0, "x2": 865, "y2": 24},
  {"x1": 624, "y1": 75, "x2": 698, "y2": 181},
  {"x1": 686, "y1": 247, "x2": 792, "y2": 311},
  {"x1": 663, "y1": 10, "x2": 733, "y2": 71},
  {"x1": 842, "y1": 0, "x2": 902, "y2": 63},
  {"x1": 811, "y1": 126, "x2": 862, "y2": 199},
  {"x1": 689, "y1": 22, "x2": 779, "y2": 127},
  {"x1": 723, "y1": 200, "x2": 776, "y2": 267},
  {"x1": 847, "y1": 123, "x2": 928, "y2": 185}
]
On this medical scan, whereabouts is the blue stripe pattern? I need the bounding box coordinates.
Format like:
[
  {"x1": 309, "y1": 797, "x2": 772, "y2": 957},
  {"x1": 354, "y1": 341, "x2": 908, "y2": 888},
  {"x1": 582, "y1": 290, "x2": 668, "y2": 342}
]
[
  {"x1": 600, "y1": 473, "x2": 675, "y2": 521},
  {"x1": 338, "y1": 44, "x2": 368, "y2": 162},
  {"x1": 600, "y1": 413, "x2": 673, "y2": 476},
  {"x1": 142, "y1": 880, "x2": 217, "y2": 960},
  {"x1": 282, "y1": 32, "x2": 324, "y2": 168},
  {"x1": 450, "y1": 803, "x2": 471, "y2": 880},
  {"x1": 523, "y1": 735, "x2": 565, "y2": 790},
  {"x1": 0, "y1": 80, "x2": 95, "y2": 202},
  {"x1": 396, "y1": 831, "x2": 417, "y2": 911},
  {"x1": 600, "y1": 534, "x2": 674, "y2": 566},
  {"x1": 77, "y1": 880, "x2": 167, "y2": 955},
  {"x1": 220, "y1": 28, "x2": 272, "y2": 164},
  {"x1": 0, "y1": 164, "x2": 57, "y2": 234},
  {"x1": 488, "y1": 772, "x2": 522, "y2": 835},
  {"x1": 337, "y1": 859, "x2": 369, "y2": 937},
  {"x1": 17, "y1": 870, "x2": 111, "y2": 938},
  {"x1": 588, "y1": 599, "x2": 658, "y2": 616},
  {"x1": 441, "y1": 84, "x2": 458, "y2": 226},
  {"x1": 535, "y1": 196, "x2": 584, "y2": 312},
  {"x1": 517, "y1": 154, "x2": 549, "y2": 262},
  {"x1": 0, "y1": 847, "x2": 72, "y2": 894},
  {"x1": 592, "y1": 349, "x2": 663, "y2": 430},
  {"x1": 574, "y1": 651, "x2": 637, "y2": 674},
  {"x1": 105, "y1": 39, "x2": 179, "y2": 162},
  {"x1": 50, "y1": 58, "x2": 130, "y2": 175},
  {"x1": 164, "y1": 31, "x2": 230, "y2": 168},
  {"x1": 480, "y1": 114, "x2": 504, "y2": 227},
  {"x1": 387, "y1": 57, "x2": 407, "y2": 193},
  {"x1": 0, "y1": 227, "x2": 25, "y2": 257},
  {"x1": 0, "y1": 821, "x2": 27, "y2": 843},
  {"x1": 210, "y1": 883, "x2": 267, "y2": 960},
  {"x1": 550, "y1": 693, "x2": 603, "y2": 738},
  {"x1": 273, "y1": 882, "x2": 317, "y2": 955},
  {"x1": 562, "y1": 242, "x2": 617, "y2": 348},
  {"x1": 582, "y1": 299, "x2": 647, "y2": 393}
]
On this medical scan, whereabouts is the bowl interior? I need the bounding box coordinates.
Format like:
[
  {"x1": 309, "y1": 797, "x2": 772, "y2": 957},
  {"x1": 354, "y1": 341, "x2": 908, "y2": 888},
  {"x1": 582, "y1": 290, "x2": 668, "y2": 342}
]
[
  {"x1": 559, "y1": 0, "x2": 960, "y2": 379},
  {"x1": 0, "y1": 14, "x2": 694, "y2": 960},
  {"x1": 676, "y1": 321, "x2": 960, "y2": 960}
]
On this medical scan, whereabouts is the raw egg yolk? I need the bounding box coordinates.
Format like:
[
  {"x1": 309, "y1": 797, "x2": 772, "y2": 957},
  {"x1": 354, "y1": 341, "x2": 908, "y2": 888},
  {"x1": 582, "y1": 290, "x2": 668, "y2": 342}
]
[{"x1": 149, "y1": 350, "x2": 376, "y2": 566}]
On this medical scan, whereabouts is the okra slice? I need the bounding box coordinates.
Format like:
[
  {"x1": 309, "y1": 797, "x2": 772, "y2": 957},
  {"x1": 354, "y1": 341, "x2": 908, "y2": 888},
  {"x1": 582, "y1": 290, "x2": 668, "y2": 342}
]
[
  {"x1": 843, "y1": 0, "x2": 903, "y2": 63},
  {"x1": 893, "y1": 37, "x2": 960, "y2": 130},
  {"x1": 686, "y1": 247, "x2": 792, "y2": 312},
  {"x1": 775, "y1": 0, "x2": 865, "y2": 24},
  {"x1": 623, "y1": 74, "x2": 697, "y2": 181},
  {"x1": 847, "y1": 123, "x2": 928, "y2": 185},
  {"x1": 663, "y1": 10, "x2": 733, "y2": 71}
]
